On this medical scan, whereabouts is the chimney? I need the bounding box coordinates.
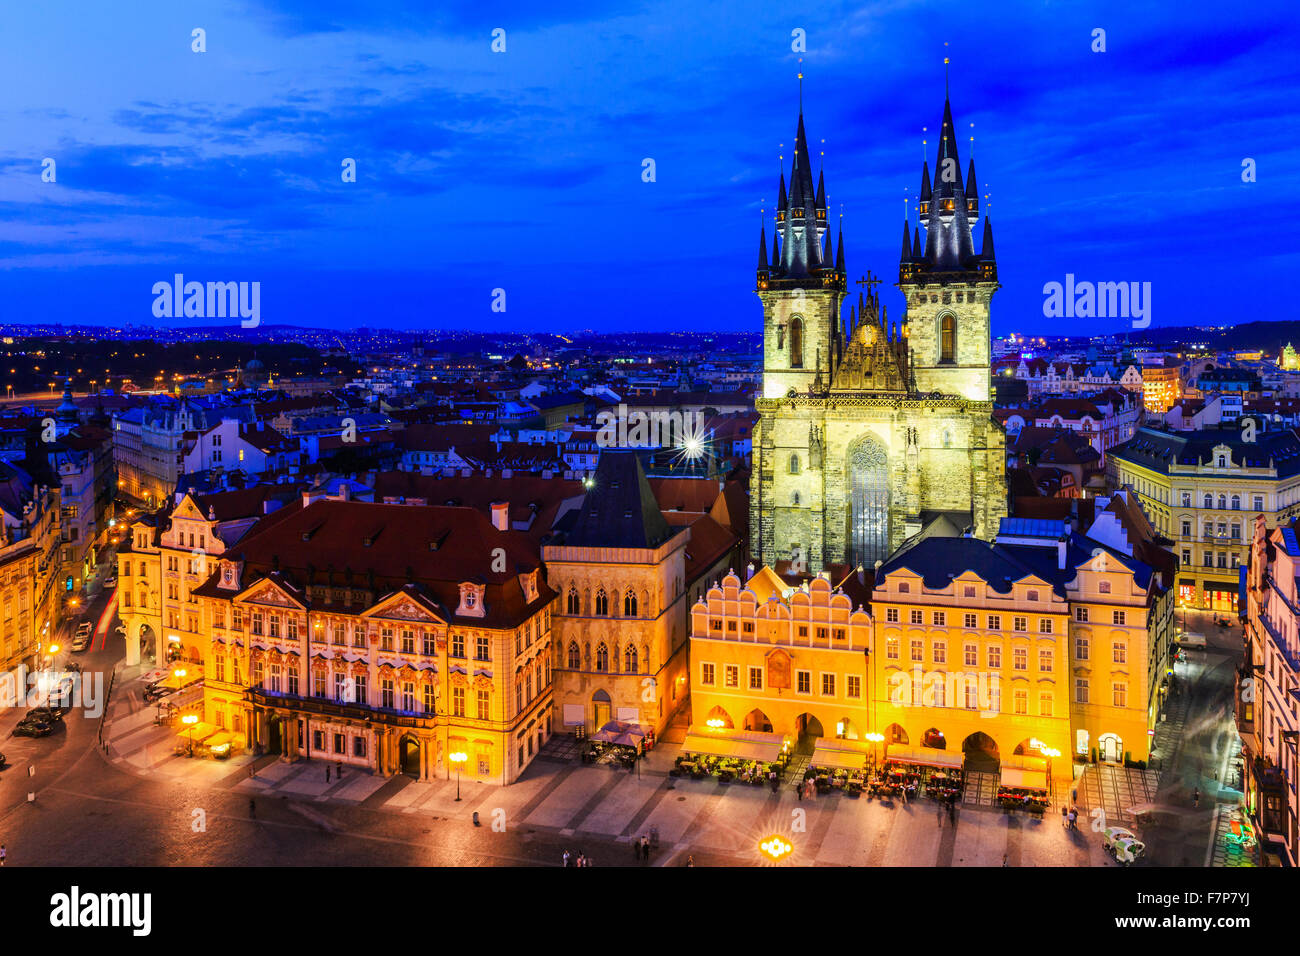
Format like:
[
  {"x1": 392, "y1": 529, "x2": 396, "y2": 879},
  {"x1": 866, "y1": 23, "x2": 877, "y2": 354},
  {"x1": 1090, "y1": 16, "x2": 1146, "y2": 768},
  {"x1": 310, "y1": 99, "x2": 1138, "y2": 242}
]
[
  {"x1": 491, "y1": 501, "x2": 509, "y2": 532},
  {"x1": 1057, "y1": 537, "x2": 1068, "y2": 571}
]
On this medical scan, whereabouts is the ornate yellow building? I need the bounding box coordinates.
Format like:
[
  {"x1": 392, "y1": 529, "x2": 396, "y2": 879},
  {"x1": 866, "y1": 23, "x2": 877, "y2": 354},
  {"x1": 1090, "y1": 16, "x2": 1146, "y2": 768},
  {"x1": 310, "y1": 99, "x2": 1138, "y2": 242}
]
[
  {"x1": 186, "y1": 492, "x2": 555, "y2": 784},
  {"x1": 750, "y1": 95, "x2": 1006, "y2": 573}
]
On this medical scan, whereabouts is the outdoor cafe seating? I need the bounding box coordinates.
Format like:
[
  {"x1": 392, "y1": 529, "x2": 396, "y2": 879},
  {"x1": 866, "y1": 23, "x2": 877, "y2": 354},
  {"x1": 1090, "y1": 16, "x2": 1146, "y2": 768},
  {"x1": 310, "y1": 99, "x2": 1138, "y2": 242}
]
[
  {"x1": 674, "y1": 726, "x2": 790, "y2": 785},
  {"x1": 998, "y1": 763, "x2": 1050, "y2": 813}
]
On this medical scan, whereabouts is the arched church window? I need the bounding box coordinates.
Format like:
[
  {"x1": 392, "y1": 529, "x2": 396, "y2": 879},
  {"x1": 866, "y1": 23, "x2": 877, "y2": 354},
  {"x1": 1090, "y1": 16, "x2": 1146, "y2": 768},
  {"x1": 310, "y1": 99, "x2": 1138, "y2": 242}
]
[
  {"x1": 566, "y1": 587, "x2": 579, "y2": 615},
  {"x1": 790, "y1": 317, "x2": 805, "y2": 369},
  {"x1": 789, "y1": 453, "x2": 800, "y2": 474},
  {"x1": 623, "y1": 589, "x2": 637, "y2": 617},
  {"x1": 625, "y1": 645, "x2": 638, "y2": 672},
  {"x1": 595, "y1": 643, "x2": 609, "y2": 672},
  {"x1": 567, "y1": 641, "x2": 580, "y2": 669},
  {"x1": 594, "y1": 588, "x2": 609, "y2": 616},
  {"x1": 942, "y1": 430, "x2": 952, "y2": 448},
  {"x1": 940, "y1": 314, "x2": 956, "y2": 363}
]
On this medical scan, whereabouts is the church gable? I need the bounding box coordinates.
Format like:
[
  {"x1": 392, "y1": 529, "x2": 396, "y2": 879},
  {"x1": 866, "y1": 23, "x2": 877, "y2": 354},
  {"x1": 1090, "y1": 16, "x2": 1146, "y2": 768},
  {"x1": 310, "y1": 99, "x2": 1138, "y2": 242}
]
[
  {"x1": 237, "y1": 577, "x2": 305, "y2": 610},
  {"x1": 363, "y1": 590, "x2": 444, "y2": 625}
]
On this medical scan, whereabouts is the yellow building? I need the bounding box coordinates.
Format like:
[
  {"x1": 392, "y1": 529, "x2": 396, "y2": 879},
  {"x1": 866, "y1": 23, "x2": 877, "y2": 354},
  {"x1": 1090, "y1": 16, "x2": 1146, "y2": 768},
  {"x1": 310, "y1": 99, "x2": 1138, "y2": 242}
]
[
  {"x1": 1141, "y1": 366, "x2": 1182, "y2": 414},
  {"x1": 0, "y1": 472, "x2": 61, "y2": 674},
  {"x1": 189, "y1": 492, "x2": 556, "y2": 784},
  {"x1": 1111, "y1": 425, "x2": 1300, "y2": 611},
  {"x1": 689, "y1": 514, "x2": 1170, "y2": 781}
]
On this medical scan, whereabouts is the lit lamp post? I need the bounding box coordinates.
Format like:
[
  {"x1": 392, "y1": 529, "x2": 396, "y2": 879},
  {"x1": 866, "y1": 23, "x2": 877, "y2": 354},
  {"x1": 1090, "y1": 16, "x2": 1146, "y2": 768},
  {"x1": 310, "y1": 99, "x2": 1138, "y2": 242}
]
[
  {"x1": 865, "y1": 732, "x2": 885, "y2": 772},
  {"x1": 449, "y1": 750, "x2": 467, "y2": 801},
  {"x1": 182, "y1": 713, "x2": 197, "y2": 757},
  {"x1": 1031, "y1": 738, "x2": 1061, "y2": 801}
]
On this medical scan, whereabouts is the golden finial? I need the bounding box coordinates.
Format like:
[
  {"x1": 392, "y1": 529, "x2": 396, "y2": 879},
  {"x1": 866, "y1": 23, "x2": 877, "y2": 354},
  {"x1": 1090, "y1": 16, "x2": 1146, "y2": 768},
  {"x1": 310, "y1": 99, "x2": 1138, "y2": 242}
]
[
  {"x1": 944, "y1": 41, "x2": 950, "y2": 96},
  {"x1": 798, "y1": 57, "x2": 803, "y2": 110}
]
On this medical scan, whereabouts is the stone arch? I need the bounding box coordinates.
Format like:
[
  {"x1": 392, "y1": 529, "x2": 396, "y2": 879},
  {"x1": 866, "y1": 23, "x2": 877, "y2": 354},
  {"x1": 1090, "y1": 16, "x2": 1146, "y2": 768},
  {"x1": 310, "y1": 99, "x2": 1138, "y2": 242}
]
[
  {"x1": 704, "y1": 704, "x2": 733, "y2": 729},
  {"x1": 921, "y1": 727, "x2": 947, "y2": 749},
  {"x1": 884, "y1": 723, "x2": 909, "y2": 745},
  {"x1": 835, "y1": 717, "x2": 860, "y2": 740},
  {"x1": 743, "y1": 708, "x2": 773, "y2": 732},
  {"x1": 939, "y1": 311, "x2": 956, "y2": 363},
  {"x1": 962, "y1": 731, "x2": 1000, "y2": 773},
  {"x1": 790, "y1": 316, "x2": 805, "y2": 368}
]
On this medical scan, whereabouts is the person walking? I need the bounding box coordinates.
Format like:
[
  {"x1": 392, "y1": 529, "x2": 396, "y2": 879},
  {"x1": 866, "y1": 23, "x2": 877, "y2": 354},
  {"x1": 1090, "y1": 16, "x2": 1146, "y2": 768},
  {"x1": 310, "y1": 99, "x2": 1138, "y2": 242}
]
[
  {"x1": 326, "y1": 766, "x2": 331, "y2": 783},
  {"x1": 642, "y1": 834, "x2": 650, "y2": 861},
  {"x1": 1193, "y1": 787, "x2": 1200, "y2": 808},
  {"x1": 797, "y1": 780, "x2": 804, "y2": 802},
  {"x1": 634, "y1": 839, "x2": 641, "y2": 861},
  {"x1": 1001, "y1": 853, "x2": 1008, "y2": 867},
  {"x1": 948, "y1": 801, "x2": 956, "y2": 825},
  {"x1": 0, "y1": 844, "x2": 6, "y2": 866},
  {"x1": 563, "y1": 849, "x2": 571, "y2": 868},
  {"x1": 337, "y1": 761, "x2": 343, "y2": 779},
  {"x1": 686, "y1": 855, "x2": 695, "y2": 867}
]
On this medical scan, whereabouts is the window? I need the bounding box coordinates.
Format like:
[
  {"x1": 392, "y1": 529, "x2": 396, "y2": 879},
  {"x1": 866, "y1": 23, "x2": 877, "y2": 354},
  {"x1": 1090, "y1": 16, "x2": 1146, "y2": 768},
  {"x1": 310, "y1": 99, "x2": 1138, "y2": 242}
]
[
  {"x1": 354, "y1": 674, "x2": 365, "y2": 703},
  {"x1": 910, "y1": 639, "x2": 923, "y2": 661},
  {"x1": 886, "y1": 607, "x2": 899, "y2": 623},
  {"x1": 1039, "y1": 691, "x2": 1053, "y2": 717},
  {"x1": 797, "y1": 670, "x2": 811, "y2": 694},
  {"x1": 353, "y1": 736, "x2": 367, "y2": 758},
  {"x1": 333, "y1": 673, "x2": 346, "y2": 701},
  {"x1": 289, "y1": 667, "x2": 300, "y2": 697},
  {"x1": 381, "y1": 679, "x2": 394, "y2": 709},
  {"x1": 832, "y1": 628, "x2": 845, "y2": 641},
  {"x1": 1013, "y1": 647, "x2": 1027, "y2": 671},
  {"x1": 423, "y1": 632, "x2": 436, "y2": 656},
  {"x1": 595, "y1": 589, "x2": 609, "y2": 615},
  {"x1": 748, "y1": 667, "x2": 763, "y2": 690},
  {"x1": 963, "y1": 585, "x2": 976, "y2": 598},
  {"x1": 624, "y1": 590, "x2": 637, "y2": 616},
  {"x1": 1039, "y1": 618, "x2": 1053, "y2": 633},
  {"x1": 595, "y1": 643, "x2": 609, "y2": 671},
  {"x1": 790, "y1": 316, "x2": 805, "y2": 368},
  {"x1": 567, "y1": 642, "x2": 580, "y2": 669},
  {"x1": 566, "y1": 587, "x2": 579, "y2": 614},
  {"x1": 1075, "y1": 678, "x2": 1089, "y2": 704},
  {"x1": 1181, "y1": 492, "x2": 1191, "y2": 507},
  {"x1": 987, "y1": 615, "x2": 1001, "y2": 631},
  {"x1": 932, "y1": 611, "x2": 946, "y2": 626},
  {"x1": 1112, "y1": 610, "x2": 1126, "y2": 625},
  {"x1": 886, "y1": 637, "x2": 899, "y2": 660},
  {"x1": 1013, "y1": 689, "x2": 1028, "y2": 715},
  {"x1": 964, "y1": 643, "x2": 977, "y2": 666},
  {"x1": 940, "y1": 314, "x2": 956, "y2": 362},
  {"x1": 1039, "y1": 648, "x2": 1053, "y2": 671},
  {"x1": 1203, "y1": 494, "x2": 1213, "y2": 509},
  {"x1": 1181, "y1": 520, "x2": 1191, "y2": 537},
  {"x1": 724, "y1": 665, "x2": 738, "y2": 688},
  {"x1": 898, "y1": 582, "x2": 910, "y2": 593},
  {"x1": 789, "y1": 453, "x2": 801, "y2": 474},
  {"x1": 401, "y1": 629, "x2": 415, "y2": 654},
  {"x1": 424, "y1": 685, "x2": 436, "y2": 715},
  {"x1": 624, "y1": 644, "x2": 638, "y2": 672},
  {"x1": 821, "y1": 673, "x2": 835, "y2": 696},
  {"x1": 477, "y1": 689, "x2": 490, "y2": 719},
  {"x1": 932, "y1": 641, "x2": 946, "y2": 664},
  {"x1": 1112, "y1": 641, "x2": 1127, "y2": 664},
  {"x1": 451, "y1": 633, "x2": 465, "y2": 658},
  {"x1": 701, "y1": 662, "x2": 715, "y2": 685},
  {"x1": 1098, "y1": 581, "x2": 1111, "y2": 594},
  {"x1": 909, "y1": 609, "x2": 923, "y2": 625},
  {"x1": 987, "y1": 645, "x2": 1001, "y2": 668},
  {"x1": 1075, "y1": 636, "x2": 1089, "y2": 660},
  {"x1": 963, "y1": 613, "x2": 977, "y2": 628},
  {"x1": 1254, "y1": 495, "x2": 1264, "y2": 511},
  {"x1": 1231, "y1": 495, "x2": 1240, "y2": 510},
  {"x1": 1013, "y1": 616, "x2": 1027, "y2": 632},
  {"x1": 453, "y1": 686, "x2": 465, "y2": 717},
  {"x1": 1112, "y1": 682, "x2": 1127, "y2": 708},
  {"x1": 847, "y1": 676, "x2": 861, "y2": 699},
  {"x1": 1026, "y1": 589, "x2": 1039, "y2": 602},
  {"x1": 401, "y1": 682, "x2": 415, "y2": 712},
  {"x1": 475, "y1": 636, "x2": 489, "y2": 661}
]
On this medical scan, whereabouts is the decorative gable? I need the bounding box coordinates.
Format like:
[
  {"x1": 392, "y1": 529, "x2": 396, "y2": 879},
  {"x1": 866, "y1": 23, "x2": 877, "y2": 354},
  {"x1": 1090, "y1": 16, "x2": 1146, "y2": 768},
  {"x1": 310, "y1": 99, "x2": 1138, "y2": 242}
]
[
  {"x1": 217, "y1": 559, "x2": 242, "y2": 591},
  {"x1": 367, "y1": 592, "x2": 442, "y2": 624},
  {"x1": 457, "y1": 582, "x2": 486, "y2": 618}
]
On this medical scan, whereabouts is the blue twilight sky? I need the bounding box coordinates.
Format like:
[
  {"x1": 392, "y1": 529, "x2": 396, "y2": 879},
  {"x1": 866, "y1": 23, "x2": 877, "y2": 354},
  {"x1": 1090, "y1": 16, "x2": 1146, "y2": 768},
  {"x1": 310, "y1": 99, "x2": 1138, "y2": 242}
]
[{"x1": 0, "y1": 0, "x2": 1295, "y2": 337}]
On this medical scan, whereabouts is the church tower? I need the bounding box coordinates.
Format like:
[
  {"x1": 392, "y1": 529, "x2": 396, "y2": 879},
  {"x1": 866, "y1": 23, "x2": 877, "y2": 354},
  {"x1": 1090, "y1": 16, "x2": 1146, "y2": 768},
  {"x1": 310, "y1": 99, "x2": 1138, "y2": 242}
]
[
  {"x1": 757, "y1": 110, "x2": 846, "y2": 400},
  {"x1": 898, "y1": 96, "x2": 998, "y2": 402},
  {"x1": 750, "y1": 84, "x2": 1007, "y2": 575}
]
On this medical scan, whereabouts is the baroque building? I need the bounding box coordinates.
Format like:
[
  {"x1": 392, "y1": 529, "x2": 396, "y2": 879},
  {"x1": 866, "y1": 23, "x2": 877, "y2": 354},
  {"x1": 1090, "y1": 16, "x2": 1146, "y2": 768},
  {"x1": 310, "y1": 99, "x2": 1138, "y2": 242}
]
[{"x1": 751, "y1": 94, "x2": 1006, "y2": 573}]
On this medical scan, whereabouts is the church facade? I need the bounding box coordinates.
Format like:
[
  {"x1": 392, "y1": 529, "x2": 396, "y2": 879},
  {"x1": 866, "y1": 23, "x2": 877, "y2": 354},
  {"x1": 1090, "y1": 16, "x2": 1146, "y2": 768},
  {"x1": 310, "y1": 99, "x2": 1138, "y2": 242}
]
[{"x1": 750, "y1": 95, "x2": 1007, "y2": 572}]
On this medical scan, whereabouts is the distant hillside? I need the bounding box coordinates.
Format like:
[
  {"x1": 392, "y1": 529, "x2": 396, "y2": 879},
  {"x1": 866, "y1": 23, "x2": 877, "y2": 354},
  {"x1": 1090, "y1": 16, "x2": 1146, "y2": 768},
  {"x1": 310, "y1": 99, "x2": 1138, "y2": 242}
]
[{"x1": 1130, "y1": 321, "x2": 1300, "y2": 353}]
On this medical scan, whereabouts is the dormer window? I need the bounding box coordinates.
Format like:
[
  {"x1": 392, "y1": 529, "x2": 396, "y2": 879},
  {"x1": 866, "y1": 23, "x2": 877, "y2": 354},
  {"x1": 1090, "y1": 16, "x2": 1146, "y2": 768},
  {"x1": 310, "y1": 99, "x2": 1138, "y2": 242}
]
[{"x1": 457, "y1": 583, "x2": 486, "y2": 618}]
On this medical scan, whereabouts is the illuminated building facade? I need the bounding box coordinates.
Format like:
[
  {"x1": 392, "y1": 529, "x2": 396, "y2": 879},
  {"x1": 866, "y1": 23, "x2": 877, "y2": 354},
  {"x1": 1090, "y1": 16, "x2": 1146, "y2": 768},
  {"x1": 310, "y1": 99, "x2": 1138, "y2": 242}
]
[
  {"x1": 1141, "y1": 365, "x2": 1182, "y2": 415},
  {"x1": 0, "y1": 470, "x2": 60, "y2": 674}
]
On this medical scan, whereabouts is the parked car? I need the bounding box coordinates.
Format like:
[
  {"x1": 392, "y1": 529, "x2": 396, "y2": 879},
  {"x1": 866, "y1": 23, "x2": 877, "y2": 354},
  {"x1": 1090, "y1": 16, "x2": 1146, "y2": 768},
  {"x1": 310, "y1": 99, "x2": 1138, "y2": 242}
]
[
  {"x1": 104, "y1": 574, "x2": 117, "y2": 589},
  {"x1": 13, "y1": 719, "x2": 53, "y2": 738},
  {"x1": 1112, "y1": 836, "x2": 1146, "y2": 865},
  {"x1": 1101, "y1": 826, "x2": 1137, "y2": 852},
  {"x1": 71, "y1": 623, "x2": 92, "y2": 652},
  {"x1": 27, "y1": 706, "x2": 65, "y2": 724}
]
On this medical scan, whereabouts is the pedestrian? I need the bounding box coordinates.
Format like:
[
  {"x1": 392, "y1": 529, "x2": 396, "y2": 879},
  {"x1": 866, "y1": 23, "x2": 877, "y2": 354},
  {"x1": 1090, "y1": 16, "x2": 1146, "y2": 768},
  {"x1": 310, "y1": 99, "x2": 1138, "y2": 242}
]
[
  {"x1": 686, "y1": 855, "x2": 695, "y2": 867},
  {"x1": 1193, "y1": 787, "x2": 1200, "y2": 808},
  {"x1": 948, "y1": 802, "x2": 956, "y2": 825},
  {"x1": 1001, "y1": 853, "x2": 1008, "y2": 867},
  {"x1": 337, "y1": 762, "x2": 343, "y2": 779},
  {"x1": 326, "y1": 766, "x2": 331, "y2": 783},
  {"x1": 634, "y1": 839, "x2": 641, "y2": 861},
  {"x1": 642, "y1": 834, "x2": 650, "y2": 861},
  {"x1": 249, "y1": 798, "x2": 256, "y2": 818},
  {"x1": 797, "y1": 781, "x2": 803, "y2": 802},
  {"x1": 0, "y1": 844, "x2": 5, "y2": 866},
  {"x1": 563, "y1": 849, "x2": 571, "y2": 868},
  {"x1": 936, "y1": 806, "x2": 943, "y2": 828}
]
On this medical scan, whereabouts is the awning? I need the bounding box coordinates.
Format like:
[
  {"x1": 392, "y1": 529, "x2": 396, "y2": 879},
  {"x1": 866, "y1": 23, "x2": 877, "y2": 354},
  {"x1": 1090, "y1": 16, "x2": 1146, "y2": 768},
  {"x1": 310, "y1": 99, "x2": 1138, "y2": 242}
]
[
  {"x1": 1000, "y1": 767, "x2": 1049, "y2": 791},
  {"x1": 681, "y1": 726, "x2": 788, "y2": 762},
  {"x1": 1002, "y1": 754, "x2": 1048, "y2": 773},
  {"x1": 205, "y1": 731, "x2": 237, "y2": 751},
  {"x1": 180, "y1": 722, "x2": 219, "y2": 743},
  {"x1": 810, "y1": 740, "x2": 870, "y2": 771},
  {"x1": 885, "y1": 744, "x2": 963, "y2": 770},
  {"x1": 591, "y1": 719, "x2": 648, "y2": 744}
]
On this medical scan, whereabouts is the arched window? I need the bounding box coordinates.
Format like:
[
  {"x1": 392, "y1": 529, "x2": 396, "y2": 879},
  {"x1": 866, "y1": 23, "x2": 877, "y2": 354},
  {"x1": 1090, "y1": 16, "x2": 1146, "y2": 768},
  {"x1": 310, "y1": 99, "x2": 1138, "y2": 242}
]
[
  {"x1": 567, "y1": 641, "x2": 580, "y2": 669},
  {"x1": 625, "y1": 644, "x2": 638, "y2": 672},
  {"x1": 790, "y1": 317, "x2": 804, "y2": 369},
  {"x1": 595, "y1": 643, "x2": 609, "y2": 672},
  {"x1": 940, "y1": 314, "x2": 956, "y2": 363},
  {"x1": 623, "y1": 589, "x2": 637, "y2": 617},
  {"x1": 594, "y1": 588, "x2": 608, "y2": 616},
  {"x1": 566, "y1": 586, "x2": 579, "y2": 615},
  {"x1": 789, "y1": 453, "x2": 800, "y2": 474},
  {"x1": 1231, "y1": 495, "x2": 1241, "y2": 510},
  {"x1": 1203, "y1": 494, "x2": 1213, "y2": 509},
  {"x1": 1218, "y1": 494, "x2": 1227, "y2": 510}
]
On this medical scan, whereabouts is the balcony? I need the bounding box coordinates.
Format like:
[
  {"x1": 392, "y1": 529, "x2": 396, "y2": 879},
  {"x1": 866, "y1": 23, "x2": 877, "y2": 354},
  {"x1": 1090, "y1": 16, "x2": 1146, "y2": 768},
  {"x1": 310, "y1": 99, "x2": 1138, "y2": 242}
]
[{"x1": 246, "y1": 687, "x2": 438, "y2": 729}]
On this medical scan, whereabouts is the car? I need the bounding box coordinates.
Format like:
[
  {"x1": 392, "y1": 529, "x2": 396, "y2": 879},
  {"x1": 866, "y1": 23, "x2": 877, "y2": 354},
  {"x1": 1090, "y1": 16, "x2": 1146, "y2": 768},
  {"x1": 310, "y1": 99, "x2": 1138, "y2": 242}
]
[
  {"x1": 74, "y1": 622, "x2": 93, "y2": 639},
  {"x1": 1227, "y1": 819, "x2": 1257, "y2": 848},
  {"x1": 26, "y1": 706, "x2": 65, "y2": 723},
  {"x1": 1112, "y1": 836, "x2": 1146, "y2": 865},
  {"x1": 103, "y1": 575, "x2": 117, "y2": 589},
  {"x1": 13, "y1": 719, "x2": 53, "y2": 738},
  {"x1": 1102, "y1": 826, "x2": 1137, "y2": 851}
]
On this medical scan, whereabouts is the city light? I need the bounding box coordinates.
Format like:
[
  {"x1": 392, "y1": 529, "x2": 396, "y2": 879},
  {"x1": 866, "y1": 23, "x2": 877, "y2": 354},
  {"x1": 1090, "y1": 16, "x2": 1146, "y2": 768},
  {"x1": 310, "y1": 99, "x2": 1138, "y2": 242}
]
[{"x1": 759, "y1": 836, "x2": 792, "y2": 861}]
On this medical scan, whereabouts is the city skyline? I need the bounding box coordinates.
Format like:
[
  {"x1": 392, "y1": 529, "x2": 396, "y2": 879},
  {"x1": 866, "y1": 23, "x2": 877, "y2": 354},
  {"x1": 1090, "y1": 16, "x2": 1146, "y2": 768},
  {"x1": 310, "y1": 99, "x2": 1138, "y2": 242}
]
[{"x1": 0, "y1": 1, "x2": 1294, "y2": 334}]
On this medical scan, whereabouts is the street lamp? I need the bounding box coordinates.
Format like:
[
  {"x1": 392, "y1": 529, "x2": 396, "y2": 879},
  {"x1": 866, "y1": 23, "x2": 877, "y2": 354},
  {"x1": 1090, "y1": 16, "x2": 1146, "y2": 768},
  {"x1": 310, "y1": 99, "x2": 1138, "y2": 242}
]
[
  {"x1": 1031, "y1": 738, "x2": 1061, "y2": 799},
  {"x1": 449, "y1": 750, "x2": 467, "y2": 801},
  {"x1": 182, "y1": 713, "x2": 197, "y2": 757},
  {"x1": 865, "y1": 732, "x2": 885, "y2": 771}
]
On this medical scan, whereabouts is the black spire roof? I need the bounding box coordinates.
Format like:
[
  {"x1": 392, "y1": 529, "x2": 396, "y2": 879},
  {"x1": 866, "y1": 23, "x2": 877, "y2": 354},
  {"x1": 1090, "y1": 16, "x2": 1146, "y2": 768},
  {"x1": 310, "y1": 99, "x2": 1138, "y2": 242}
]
[
  {"x1": 910, "y1": 96, "x2": 980, "y2": 275},
  {"x1": 900, "y1": 219, "x2": 912, "y2": 263},
  {"x1": 758, "y1": 223, "x2": 768, "y2": 271},
  {"x1": 564, "y1": 451, "x2": 675, "y2": 550}
]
